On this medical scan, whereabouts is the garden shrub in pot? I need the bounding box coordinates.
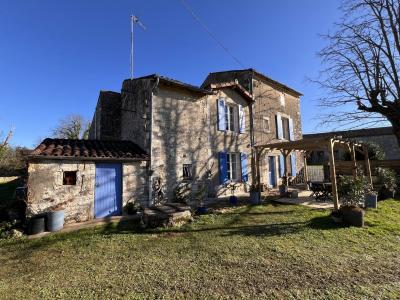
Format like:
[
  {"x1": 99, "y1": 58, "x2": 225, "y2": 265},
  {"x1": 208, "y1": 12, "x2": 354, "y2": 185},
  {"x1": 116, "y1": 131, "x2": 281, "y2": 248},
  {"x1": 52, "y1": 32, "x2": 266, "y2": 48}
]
[{"x1": 377, "y1": 168, "x2": 397, "y2": 200}]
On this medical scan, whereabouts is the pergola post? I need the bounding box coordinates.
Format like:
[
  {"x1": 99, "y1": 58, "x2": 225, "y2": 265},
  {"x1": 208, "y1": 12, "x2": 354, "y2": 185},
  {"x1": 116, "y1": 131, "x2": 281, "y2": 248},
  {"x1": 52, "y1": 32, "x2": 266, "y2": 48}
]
[
  {"x1": 303, "y1": 153, "x2": 309, "y2": 190},
  {"x1": 328, "y1": 139, "x2": 339, "y2": 211},
  {"x1": 282, "y1": 150, "x2": 290, "y2": 188},
  {"x1": 351, "y1": 143, "x2": 357, "y2": 179},
  {"x1": 363, "y1": 145, "x2": 373, "y2": 185}
]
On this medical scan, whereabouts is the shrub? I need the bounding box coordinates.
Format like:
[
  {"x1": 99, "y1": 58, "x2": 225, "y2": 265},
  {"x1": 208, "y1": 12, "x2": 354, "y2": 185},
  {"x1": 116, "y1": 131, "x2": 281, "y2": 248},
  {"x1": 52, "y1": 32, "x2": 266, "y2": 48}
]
[
  {"x1": 377, "y1": 168, "x2": 397, "y2": 191},
  {"x1": 337, "y1": 175, "x2": 371, "y2": 207}
]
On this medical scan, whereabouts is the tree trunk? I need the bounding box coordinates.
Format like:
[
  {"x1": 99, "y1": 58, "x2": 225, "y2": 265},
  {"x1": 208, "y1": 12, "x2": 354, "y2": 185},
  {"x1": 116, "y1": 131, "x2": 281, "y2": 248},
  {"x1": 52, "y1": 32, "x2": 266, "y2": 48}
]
[{"x1": 389, "y1": 119, "x2": 400, "y2": 148}]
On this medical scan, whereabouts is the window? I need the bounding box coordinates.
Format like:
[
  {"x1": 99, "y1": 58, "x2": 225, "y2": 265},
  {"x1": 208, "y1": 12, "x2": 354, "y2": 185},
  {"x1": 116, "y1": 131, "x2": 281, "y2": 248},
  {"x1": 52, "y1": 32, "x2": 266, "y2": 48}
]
[
  {"x1": 279, "y1": 93, "x2": 285, "y2": 106},
  {"x1": 182, "y1": 164, "x2": 192, "y2": 180},
  {"x1": 63, "y1": 171, "x2": 77, "y2": 185},
  {"x1": 226, "y1": 153, "x2": 240, "y2": 181},
  {"x1": 225, "y1": 104, "x2": 237, "y2": 132},
  {"x1": 281, "y1": 116, "x2": 290, "y2": 140},
  {"x1": 262, "y1": 116, "x2": 270, "y2": 133}
]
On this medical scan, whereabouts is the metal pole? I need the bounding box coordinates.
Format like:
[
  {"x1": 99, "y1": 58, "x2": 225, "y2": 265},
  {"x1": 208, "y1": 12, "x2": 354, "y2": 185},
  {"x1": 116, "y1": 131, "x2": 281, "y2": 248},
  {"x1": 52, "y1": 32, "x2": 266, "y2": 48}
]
[{"x1": 130, "y1": 15, "x2": 134, "y2": 80}]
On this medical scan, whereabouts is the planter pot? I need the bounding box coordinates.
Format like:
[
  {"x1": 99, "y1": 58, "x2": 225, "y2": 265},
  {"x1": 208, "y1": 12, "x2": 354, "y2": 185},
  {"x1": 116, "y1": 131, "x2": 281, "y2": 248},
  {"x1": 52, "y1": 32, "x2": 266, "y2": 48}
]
[
  {"x1": 340, "y1": 206, "x2": 365, "y2": 227},
  {"x1": 29, "y1": 215, "x2": 45, "y2": 235},
  {"x1": 250, "y1": 191, "x2": 261, "y2": 205},
  {"x1": 229, "y1": 195, "x2": 238, "y2": 206},
  {"x1": 47, "y1": 210, "x2": 65, "y2": 232},
  {"x1": 365, "y1": 194, "x2": 378, "y2": 209},
  {"x1": 196, "y1": 206, "x2": 207, "y2": 214},
  {"x1": 290, "y1": 190, "x2": 299, "y2": 199},
  {"x1": 279, "y1": 186, "x2": 288, "y2": 197}
]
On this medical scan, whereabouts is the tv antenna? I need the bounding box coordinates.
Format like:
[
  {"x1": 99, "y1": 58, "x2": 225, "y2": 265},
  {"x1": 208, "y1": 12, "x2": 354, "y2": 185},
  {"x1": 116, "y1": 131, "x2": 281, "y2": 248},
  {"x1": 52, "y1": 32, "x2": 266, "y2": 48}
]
[{"x1": 130, "y1": 15, "x2": 146, "y2": 80}]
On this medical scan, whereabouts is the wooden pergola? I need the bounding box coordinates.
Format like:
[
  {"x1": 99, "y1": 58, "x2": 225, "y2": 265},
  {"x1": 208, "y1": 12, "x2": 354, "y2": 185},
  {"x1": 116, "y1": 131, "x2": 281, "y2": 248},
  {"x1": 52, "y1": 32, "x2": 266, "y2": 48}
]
[{"x1": 254, "y1": 137, "x2": 372, "y2": 210}]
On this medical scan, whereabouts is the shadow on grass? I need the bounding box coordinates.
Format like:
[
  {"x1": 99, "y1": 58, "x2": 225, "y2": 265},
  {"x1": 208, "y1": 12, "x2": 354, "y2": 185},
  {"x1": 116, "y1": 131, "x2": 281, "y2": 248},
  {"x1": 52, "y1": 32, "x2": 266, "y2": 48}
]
[{"x1": 2, "y1": 205, "x2": 341, "y2": 262}]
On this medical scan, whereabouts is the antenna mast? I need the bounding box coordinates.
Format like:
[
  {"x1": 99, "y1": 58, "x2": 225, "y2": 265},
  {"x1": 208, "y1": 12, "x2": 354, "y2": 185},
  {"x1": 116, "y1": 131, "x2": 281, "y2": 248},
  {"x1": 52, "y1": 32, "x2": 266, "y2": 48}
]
[{"x1": 130, "y1": 15, "x2": 146, "y2": 80}]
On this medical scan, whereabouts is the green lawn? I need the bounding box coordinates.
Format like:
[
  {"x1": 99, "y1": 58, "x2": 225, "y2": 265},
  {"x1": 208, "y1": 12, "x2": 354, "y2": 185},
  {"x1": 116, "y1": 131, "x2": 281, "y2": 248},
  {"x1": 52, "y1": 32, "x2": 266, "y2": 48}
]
[{"x1": 1, "y1": 201, "x2": 400, "y2": 299}]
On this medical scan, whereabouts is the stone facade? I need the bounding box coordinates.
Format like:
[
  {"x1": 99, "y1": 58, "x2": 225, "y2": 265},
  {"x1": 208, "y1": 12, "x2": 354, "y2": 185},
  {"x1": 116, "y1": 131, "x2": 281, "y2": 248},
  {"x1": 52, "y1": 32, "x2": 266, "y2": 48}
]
[
  {"x1": 27, "y1": 160, "x2": 147, "y2": 224},
  {"x1": 90, "y1": 69, "x2": 303, "y2": 204}
]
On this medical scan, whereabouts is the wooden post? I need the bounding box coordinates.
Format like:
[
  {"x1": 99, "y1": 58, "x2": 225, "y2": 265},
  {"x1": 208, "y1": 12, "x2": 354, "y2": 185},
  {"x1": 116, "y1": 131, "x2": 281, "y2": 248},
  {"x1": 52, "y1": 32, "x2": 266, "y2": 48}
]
[
  {"x1": 328, "y1": 139, "x2": 339, "y2": 211},
  {"x1": 351, "y1": 143, "x2": 357, "y2": 179},
  {"x1": 283, "y1": 150, "x2": 291, "y2": 188},
  {"x1": 363, "y1": 145, "x2": 373, "y2": 186},
  {"x1": 303, "y1": 153, "x2": 309, "y2": 190}
]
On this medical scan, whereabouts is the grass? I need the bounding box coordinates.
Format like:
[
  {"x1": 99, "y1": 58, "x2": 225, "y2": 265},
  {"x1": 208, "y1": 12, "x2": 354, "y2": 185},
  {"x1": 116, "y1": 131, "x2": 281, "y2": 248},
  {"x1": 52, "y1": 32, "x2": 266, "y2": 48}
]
[{"x1": 1, "y1": 200, "x2": 400, "y2": 299}]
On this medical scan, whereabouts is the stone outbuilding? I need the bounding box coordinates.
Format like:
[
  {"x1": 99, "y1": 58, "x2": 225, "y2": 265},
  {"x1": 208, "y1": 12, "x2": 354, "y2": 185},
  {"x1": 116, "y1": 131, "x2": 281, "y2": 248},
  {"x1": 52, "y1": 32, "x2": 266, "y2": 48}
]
[{"x1": 27, "y1": 138, "x2": 149, "y2": 224}]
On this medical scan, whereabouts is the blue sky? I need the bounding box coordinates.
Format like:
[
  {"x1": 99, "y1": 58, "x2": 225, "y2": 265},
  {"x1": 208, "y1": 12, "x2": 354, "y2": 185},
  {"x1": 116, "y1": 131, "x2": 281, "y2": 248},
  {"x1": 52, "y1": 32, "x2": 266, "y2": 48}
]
[{"x1": 0, "y1": 0, "x2": 342, "y2": 147}]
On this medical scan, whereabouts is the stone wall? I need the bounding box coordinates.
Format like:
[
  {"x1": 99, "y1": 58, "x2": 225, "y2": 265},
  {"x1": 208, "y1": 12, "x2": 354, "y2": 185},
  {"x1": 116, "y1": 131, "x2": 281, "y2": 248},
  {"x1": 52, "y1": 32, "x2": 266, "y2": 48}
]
[
  {"x1": 27, "y1": 160, "x2": 96, "y2": 223},
  {"x1": 27, "y1": 160, "x2": 148, "y2": 224},
  {"x1": 251, "y1": 77, "x2": 303, "y2": 186},
  {"x1": 89, "y1": 91, "x2": 122, "y2": 140},
  {"x1": 120, "y1": 79, "x2": 155, "y2": 153}
]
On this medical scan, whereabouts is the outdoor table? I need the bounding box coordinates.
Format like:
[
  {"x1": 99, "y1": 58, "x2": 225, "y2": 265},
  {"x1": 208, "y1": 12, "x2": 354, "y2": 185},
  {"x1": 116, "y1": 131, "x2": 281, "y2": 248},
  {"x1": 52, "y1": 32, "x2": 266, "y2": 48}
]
[{"x1": 309, "y1": 181, "x2": 332, "y2": 201}]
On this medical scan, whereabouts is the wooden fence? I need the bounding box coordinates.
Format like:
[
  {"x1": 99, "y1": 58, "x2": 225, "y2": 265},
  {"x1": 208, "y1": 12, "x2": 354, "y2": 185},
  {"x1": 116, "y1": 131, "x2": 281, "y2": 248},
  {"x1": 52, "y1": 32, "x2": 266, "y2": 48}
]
[{"x1": 335, "y1": 160, "x2": 400, "y2": 175}]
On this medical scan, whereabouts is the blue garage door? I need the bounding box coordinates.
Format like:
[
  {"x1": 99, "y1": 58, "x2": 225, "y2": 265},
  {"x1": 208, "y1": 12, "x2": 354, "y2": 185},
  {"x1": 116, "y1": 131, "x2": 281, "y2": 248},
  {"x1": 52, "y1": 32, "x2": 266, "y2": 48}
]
[{"x1": 95, "y1": 163, "x2": 122, "y2": 218}]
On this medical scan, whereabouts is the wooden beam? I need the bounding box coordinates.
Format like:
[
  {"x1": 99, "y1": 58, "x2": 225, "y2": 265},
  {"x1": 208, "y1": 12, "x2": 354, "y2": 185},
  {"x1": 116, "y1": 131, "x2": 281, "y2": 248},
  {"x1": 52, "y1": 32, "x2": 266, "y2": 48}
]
[
  {"x1": 363, "y1": 145, "x2": 373, "y2": 186},
  {"x1": 303, "y1": 153, "x2": 309, "y2": 190},
  {"x1": 351, "y1": 143, "x2": 357, "y2": 179},
  {"x1": 328, "y1": 139, "x2": 339, "y2": 211}
]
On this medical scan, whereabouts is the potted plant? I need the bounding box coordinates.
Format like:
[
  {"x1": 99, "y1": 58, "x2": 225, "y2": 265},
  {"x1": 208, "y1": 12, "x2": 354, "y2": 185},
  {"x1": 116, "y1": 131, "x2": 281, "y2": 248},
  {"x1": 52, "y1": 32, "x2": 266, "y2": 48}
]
[
  {"x1": 364, "y1": 183, "x2": 378, "y2": 209},
  {"x1": 377, "y1": 168, "x2": 397, "y2": 200},
  {"x1": 228, "y1": 183, "x2": 238, "y2": 206},
  {"x1": 279, "y1": 176, "x2": 288, "y2": 197},
  {"x1": 195, "y1": 185, "x2": 207, "y2": 214},
  {"x1": 126, "y1": 202, "x2": 141, "y2": 215},
  {"x1": 249, "y1": 184, "x2": 261, "y2": 205},
  {"x1": 337, "y1": 175, "x2": 367, "y2": 227}
]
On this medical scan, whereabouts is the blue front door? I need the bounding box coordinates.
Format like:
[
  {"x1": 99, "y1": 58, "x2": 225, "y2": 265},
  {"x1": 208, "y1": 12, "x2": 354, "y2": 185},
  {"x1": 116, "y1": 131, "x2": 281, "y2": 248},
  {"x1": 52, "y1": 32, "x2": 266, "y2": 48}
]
[
  {"x1": 95, "y1": 163, "x2": 122, "y2": 218},
  {"x1": 268, "y1": 156, "x2": 277, "y2": 187}
]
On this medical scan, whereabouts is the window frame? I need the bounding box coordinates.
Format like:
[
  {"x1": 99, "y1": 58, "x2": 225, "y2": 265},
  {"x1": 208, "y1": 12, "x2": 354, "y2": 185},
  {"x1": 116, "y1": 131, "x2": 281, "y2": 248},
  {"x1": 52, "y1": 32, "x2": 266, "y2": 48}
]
[
  {"x1": 226, "y1": 152, "x2": 241, "y2": 182},
  {"x1": 63, "y1": 171, "x2": 77, "y2": 186},
  {"x1": 182, "y1": 164, "x2": 193, "y2": 181},
  {"x1": 281, "y1": 116, "x2": 290, "y2": 140},
  {"x1": 262, "y1": 116, "x2": 270, "y2": 133}
]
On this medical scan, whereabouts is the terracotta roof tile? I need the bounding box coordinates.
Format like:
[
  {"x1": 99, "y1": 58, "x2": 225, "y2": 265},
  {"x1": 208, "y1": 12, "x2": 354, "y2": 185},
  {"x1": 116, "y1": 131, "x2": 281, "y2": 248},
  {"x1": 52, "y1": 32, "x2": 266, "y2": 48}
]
[{"x1": 30, "y1": 138, "x2": 149, "y2": 161}]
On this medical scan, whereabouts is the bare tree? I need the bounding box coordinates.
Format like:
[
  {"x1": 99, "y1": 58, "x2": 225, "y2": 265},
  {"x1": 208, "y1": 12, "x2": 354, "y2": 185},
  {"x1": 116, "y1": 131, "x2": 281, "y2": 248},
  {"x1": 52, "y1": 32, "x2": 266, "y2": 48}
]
[
  {"x1": 52, "y1": 114, "x2": 91, "y2": 139},
  {"x1": 316, "y1": 0, "x2": 400, "y2": 146}
]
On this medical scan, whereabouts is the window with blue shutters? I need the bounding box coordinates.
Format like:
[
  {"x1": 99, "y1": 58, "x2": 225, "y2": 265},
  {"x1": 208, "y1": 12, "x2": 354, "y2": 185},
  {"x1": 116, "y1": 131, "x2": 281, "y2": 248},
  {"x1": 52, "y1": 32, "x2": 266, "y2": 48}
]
[
  {"x1": 291, "y1": 153, "x2": 297, "y2": 176},
  {"x1": 217, "y1": 99, "x2": 226, "y2": 131},
  {"x1": 240, "y1": 153, "x2": 248, "y2": 182},
  {"x1": 219, "y1": 152, "x2": 242, "y2": 183},
  {"x1": 276, "y1": 114, "x2": 283, "y2": 139},
  {"x1": 279, "y1": 154, "x2": 285, "y2": 177},
  {"x1": 219, "y1": 152, "x2": 228, "y2": 184}
]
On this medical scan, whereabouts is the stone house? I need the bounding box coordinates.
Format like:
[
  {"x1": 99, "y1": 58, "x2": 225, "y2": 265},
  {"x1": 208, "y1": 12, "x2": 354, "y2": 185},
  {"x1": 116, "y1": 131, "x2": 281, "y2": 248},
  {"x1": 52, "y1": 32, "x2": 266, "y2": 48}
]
[
  {"x1": 27, "y1": 68, "x2": 302, "y2": 224},
  {"x1": 90, "y1": 69, "x2": 302, "y2": 202}
]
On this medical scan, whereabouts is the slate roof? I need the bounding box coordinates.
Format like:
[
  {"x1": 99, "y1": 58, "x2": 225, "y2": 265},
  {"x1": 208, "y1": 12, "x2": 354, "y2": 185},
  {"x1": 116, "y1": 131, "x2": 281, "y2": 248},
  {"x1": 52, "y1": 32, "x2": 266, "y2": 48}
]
[
  {"x1": 29, "y1": 138, "x2": 149, "y2": 161},
  {"x1": 303, "y1": 126, "x2": 394, "y2": 139}
]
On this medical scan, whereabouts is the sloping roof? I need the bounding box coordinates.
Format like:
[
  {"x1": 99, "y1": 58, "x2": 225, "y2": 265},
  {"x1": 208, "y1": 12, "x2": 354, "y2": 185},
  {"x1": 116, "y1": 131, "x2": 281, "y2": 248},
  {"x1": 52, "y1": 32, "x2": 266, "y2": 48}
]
[
  {"x1": 209, "y1": 81, "x2": 254, "y2": 102},
  {"x1": 123, "y1": 74, "x2": 212, "y2": 95},
  {"x1": 202, "y1": 68, "x2": 303, "y2": 97},
  {"x1": 29, "y1": 138, "x2": 149, "y2": 161},
  {"x1": 303, "y1": 126, "x2": 394, "y2": 139}
]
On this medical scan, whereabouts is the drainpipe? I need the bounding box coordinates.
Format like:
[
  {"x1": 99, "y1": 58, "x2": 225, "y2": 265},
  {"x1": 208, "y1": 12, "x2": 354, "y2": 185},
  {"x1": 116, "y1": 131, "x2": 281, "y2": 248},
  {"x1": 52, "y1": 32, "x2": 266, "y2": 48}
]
[{"x1": 148, "y1": 76, "x2": 160, "y2": 206}]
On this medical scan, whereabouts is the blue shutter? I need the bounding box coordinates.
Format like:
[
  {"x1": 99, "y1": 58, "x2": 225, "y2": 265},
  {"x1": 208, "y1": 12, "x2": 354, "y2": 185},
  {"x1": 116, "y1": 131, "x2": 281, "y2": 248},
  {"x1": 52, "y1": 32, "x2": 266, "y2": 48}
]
[
  {"x1": 240, "y1": 153, "x2": 248, "y2": 182},
  {"x1": 239, "y1": 105, "x2": 245, "y2": 133},
  {"x1": 291, "y1": 153, "x2": 297, "y2": 176},
  {"x1": 276, "y1": 114, "x2": 283, "y2": 139},
  {"x1": 279, "y1": 154, "x2": 285, "y2": 177},
  {"x1": 219, "y1": 152, "x2": 228, "y2": 184},
  {"x1": 289, "y1": 118, "x2": 294, "y2": 141},
  {"x1": 217, "y1": 99, "x2": 226, "y2": 131}
]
